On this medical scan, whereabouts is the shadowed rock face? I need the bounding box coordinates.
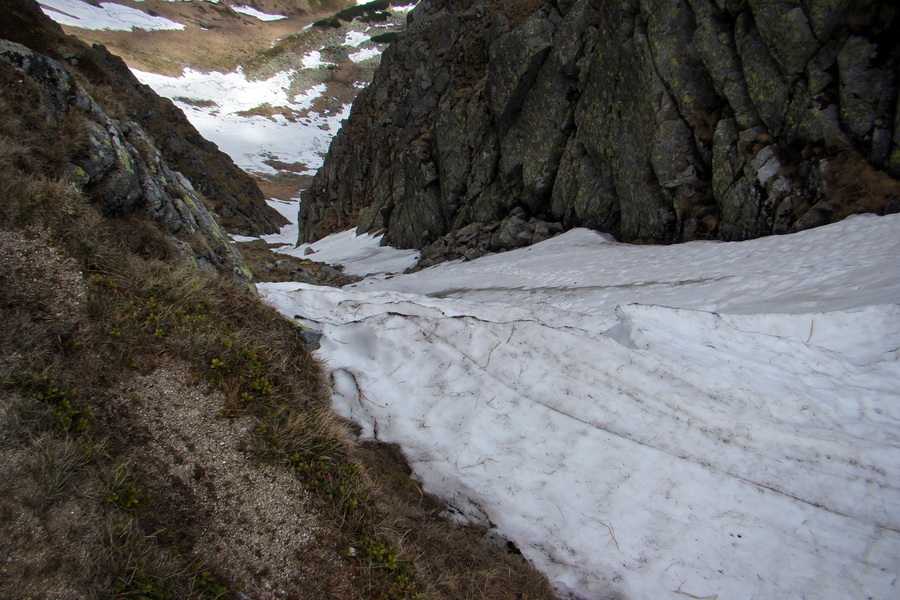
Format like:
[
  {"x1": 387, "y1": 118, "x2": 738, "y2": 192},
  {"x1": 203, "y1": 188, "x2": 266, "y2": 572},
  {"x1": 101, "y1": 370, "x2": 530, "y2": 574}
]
[
  {"x1": 300, "y1": 0, "x2": 900, "y2": 263},
  {"x1": 0, "y1": 0, "x2": 284, "y2": 238}
]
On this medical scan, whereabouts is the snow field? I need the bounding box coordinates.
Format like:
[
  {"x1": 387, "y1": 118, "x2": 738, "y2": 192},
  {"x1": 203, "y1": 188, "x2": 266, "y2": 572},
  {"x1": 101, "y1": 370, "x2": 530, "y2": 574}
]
[
  {"x1": 260, "y1": 213, "x2": 900, "y2": 599},
  {"x1": 126, "y1": 20, "x2": 400, "y2": 174},
  {"x1": 39, "y1": 0, "x2": 185, "y2": 31},
  {"x1": 230, "y1": 5, "x2": 286, "y2": 21}
]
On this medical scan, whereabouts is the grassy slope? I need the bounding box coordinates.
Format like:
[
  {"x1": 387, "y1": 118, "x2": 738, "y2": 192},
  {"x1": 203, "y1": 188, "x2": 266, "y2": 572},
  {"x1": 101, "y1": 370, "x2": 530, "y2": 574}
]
[{"x1": 0, "y1": 7, "x2": 557, "y2": 600}]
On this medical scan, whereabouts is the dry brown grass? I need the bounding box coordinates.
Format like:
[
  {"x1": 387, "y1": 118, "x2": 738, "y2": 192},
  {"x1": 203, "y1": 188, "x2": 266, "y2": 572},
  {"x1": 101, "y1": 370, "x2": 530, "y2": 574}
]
[
  {"x1": 254, "y1": 172, "x2": 314, "y2": 201},
  {"x1": 56, "y1": 5, "x2": 324, "y2": 75},
  {"x1": 823, "y1": 143, "x2": 900, "y2": 221}
]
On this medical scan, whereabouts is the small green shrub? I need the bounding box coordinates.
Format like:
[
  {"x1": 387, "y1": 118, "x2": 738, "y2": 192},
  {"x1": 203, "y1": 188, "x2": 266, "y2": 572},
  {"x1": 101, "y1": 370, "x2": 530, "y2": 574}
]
[
  {"x1": 106, "y1": 470, "x2": 145, "y2": 511},
  {"x1": 27, "y1": 376, "x2": 94, "y2": 433}
]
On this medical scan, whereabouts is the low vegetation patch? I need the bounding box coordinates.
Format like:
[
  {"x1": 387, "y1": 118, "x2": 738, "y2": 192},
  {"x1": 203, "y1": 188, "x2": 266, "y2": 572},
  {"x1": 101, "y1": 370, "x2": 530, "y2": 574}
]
[
  {"x1": 371, "y1": 31, "x2": 401, "y2": 44},
  {"x1": 174, "y1": 97, "x2": 219, "y2": 108}
]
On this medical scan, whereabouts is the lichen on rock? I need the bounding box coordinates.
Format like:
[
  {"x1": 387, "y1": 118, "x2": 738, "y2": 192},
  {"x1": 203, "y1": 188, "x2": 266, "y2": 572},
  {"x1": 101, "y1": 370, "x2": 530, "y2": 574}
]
[
  {"x1": 300, "y1": 0, "x2": 900, "y2": 264},
  {"x1": 0, "y1": 35, "x2": 251, "y2": 282}
]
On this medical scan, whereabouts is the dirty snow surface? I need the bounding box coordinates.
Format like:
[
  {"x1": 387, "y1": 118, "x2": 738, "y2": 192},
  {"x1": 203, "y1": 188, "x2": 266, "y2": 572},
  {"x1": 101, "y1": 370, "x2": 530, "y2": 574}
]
[{"x1": 261, "y1": 214, "x2": 900, "y2": 600}]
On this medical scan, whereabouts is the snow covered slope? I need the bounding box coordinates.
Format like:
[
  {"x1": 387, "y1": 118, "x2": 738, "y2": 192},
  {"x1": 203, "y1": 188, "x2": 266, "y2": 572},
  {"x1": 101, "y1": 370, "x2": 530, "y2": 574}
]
[
  {"x1": 261, "y1": 213, "x2": 900, "y2": 599},
  {"x1": 38, "y1": 0, "x2": 186, "y2": 31}
]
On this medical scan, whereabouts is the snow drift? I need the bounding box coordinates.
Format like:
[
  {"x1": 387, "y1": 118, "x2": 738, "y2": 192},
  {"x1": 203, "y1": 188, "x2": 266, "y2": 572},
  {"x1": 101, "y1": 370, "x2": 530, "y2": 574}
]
[{"x1": 262, "y1": 213, "x2": 900, "y2": 599}]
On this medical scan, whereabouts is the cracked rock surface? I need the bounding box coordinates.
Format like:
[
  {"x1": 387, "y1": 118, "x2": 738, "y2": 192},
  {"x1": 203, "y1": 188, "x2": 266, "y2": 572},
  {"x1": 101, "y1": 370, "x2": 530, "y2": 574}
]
[{"x1": 300, "y1": 0, "x2": 900, "y2": 263}]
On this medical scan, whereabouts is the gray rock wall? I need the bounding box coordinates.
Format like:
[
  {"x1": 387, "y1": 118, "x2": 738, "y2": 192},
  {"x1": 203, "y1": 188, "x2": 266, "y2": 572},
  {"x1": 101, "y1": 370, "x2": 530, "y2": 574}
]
[{"x1": 300, "y1": 0, "x2": 900, "y2": 263}]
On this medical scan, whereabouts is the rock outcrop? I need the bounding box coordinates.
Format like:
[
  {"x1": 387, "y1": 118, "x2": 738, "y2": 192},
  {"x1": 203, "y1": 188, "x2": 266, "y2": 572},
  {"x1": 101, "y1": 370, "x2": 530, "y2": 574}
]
[
  {"x1": 300, "y1": 0, "x2": 900, "y2": 263},
  {"x1": 2, "y1": 0, "x2": 284, "y2": 238},
  {"x1": 0, "y1": 0, "x2": 264, "y2": 279}
]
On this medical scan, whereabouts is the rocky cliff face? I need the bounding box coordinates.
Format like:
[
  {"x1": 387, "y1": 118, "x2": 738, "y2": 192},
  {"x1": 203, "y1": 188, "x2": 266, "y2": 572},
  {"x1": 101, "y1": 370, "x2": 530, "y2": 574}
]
[
  {"x1": 0, "y1": 0, "x2": 271, "y2": 279},
  {"x1": 301, "y1": 0, "x2": 900, "y2": 265},
  {"x1": 2, "y1": 0, "x2": 284, "y2": 238}
]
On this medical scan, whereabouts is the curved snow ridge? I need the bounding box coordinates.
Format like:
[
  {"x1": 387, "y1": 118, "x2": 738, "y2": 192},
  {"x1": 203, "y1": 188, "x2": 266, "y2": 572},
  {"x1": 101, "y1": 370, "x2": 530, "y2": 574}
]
[
  {"x1": 258, "y1": 214, "x2": 900, "y2": 599},
  {"x1": 260, "y1": 277, "x2": 900, "y2": 599},
  {"x1": 353, "y1": 213, "x2": 900, "y2": 316},
  {"x1": 261, "y1": 282, "x2": 615, "y2": 336}
]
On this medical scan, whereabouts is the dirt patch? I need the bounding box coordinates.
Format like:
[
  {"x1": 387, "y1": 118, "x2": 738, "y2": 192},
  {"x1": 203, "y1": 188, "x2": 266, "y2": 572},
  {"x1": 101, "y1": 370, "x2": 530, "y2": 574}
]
[
  {"x1": 0, "y1": 398, "x2": 106, "y2": 599},
  {"x1": 262, "y1": 158, "x2": 313, "y2": 173},
  {"x1": 106, "y1": 363, "x2": 359, "y2": 599},
  {"x1": 0, "y1": 230, "x2": 97, "y2": 599},
  {"x1": 0, "y1": 228, "x2": 87, "y2": 342},
  {"x1": 255, "y1": 172, "x2": 314, "y2": 200}
]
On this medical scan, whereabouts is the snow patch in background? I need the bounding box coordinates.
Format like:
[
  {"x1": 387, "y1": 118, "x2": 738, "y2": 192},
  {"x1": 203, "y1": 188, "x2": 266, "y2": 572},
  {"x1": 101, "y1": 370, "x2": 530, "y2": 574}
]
[
  {"x1": 275, "y1": 229, "x2": 419, "y2": 277},
  {"x1": 349, "y1": 47, "x2": 381, "y2": 63},
  {"x1": 230, "y1": 4, "x2": 287, "y2": 21},
  {"x1": 260, "y1": 212, "x2": 900, "y2": 600},
  {"x1": 301, "y1": 50, "x2": 327, "y2": 68},
  {"x1": 256, "y1": 197, "x2": 303, "y2": 246},
  {"x1": 131, "y1": 68, "x2": 348, "y2": 175},
  {"x1": 131, "y1": 67, "x2": 295, "y2": 118},
  {"x1": 39, "y1": 0, "x2": 186, "y2": 31},
  {"x1": 343, "y1": 30, "x2": 371, "y2": 47}
]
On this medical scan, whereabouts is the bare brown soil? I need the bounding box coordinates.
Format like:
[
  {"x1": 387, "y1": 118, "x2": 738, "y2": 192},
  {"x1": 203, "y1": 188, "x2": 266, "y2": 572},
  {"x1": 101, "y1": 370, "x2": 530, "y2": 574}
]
[
  {"x1": 255, "y1": 172, "x2": 314, "y2": 201},
  {"x1": 106, "y1": 362, "x2": 361, "y2": 599}
]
